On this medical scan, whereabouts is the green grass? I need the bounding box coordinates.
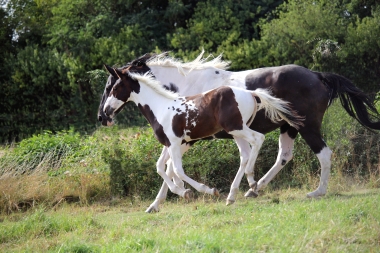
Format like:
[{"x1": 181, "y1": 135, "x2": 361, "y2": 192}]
[
  {"x1": 1, "y1": 188, "x2": 379, "y2": 252},
  {"x1": 0, "y1": 103, "x2": 379, "y2": 252}
]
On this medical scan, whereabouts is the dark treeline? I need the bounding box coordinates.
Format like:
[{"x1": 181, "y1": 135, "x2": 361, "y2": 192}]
[{"x1": 0, "y1": 0, "x2": 379, "y2": 142}]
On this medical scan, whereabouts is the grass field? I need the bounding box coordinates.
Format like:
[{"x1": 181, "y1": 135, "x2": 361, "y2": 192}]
[{"x1": 1, "y1": 187, "x2": 379, "y2": 253}]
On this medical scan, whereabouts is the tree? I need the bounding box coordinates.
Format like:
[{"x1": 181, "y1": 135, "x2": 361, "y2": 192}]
[
  {"x1": 320, "y1": 4, "x2": 380, "y2": 93},
  {"x1": 170, "y1": 0, "x2": 284, "y2": 60}
]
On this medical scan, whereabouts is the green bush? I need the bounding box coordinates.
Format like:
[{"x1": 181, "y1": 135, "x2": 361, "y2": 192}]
[
  {"x1": 0, "y1": 129, "x2": 83, "y2": 175},
  {"x1": 102, "y1": 127, "x2": 163, "y2": 199},
  {"x1": 2, "y1": 100, "x2": 378, "y2": 203}
]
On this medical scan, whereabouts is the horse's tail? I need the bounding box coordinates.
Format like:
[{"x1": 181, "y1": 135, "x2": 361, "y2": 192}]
[
  {"x1": 316, "y1": 72, "x2": 380, "y2": 130},
  {"x1": 251, "y1": 88, "x2": 305, "y2": 129}
]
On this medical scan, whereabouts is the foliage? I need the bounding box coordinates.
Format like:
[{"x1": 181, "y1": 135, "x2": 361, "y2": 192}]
[
  {"x1": 333, "y1": 5, "x2": 380, "y2": 92},
  {"x1": 1, "y1": 0, "x2": 379, "y2": 141},
  {"x1": 0, "y1": 0, "x2": 380, "y2": 217},
  {"x1": 170, "y1": 0, "x2": 284, "y2": 60},
  {"x1": 102, "y1": 127, "x2": 163, "y2": 198}
]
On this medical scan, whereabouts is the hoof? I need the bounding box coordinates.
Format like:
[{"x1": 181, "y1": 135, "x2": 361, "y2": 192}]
[
  {"x1": 213, "y1": 188, "x2": 220, "y2": 197},
  {"x1": 145, "y1": 206, "x2": 159, "y2": 213},
  {"x1": 184, "y1": 189, "x2": 193, "y2": 200},
  {"x1": 244, "y1": 189, "x2": 258, "y2": 198},
  {"x1": 249, "y1": 181, "x2": 258, "y2": 190},
  {"x1": 306, "y1": 191, "x2": 325, "y2": 198},
  {"x1": 226, "y1": 199, "x2": 235, "y2": 206}
]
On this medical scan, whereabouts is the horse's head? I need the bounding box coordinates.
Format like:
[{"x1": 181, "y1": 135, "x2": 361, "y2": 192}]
[
  {"x1": 97, "y1": 54, "x2": 155, "y2": 126},
  {"x1": 98, "y1": 66, "x2": 118, "y2": 126},
  {"x1": 103, "y1": 68, "x2": 141, "y2": 119}
]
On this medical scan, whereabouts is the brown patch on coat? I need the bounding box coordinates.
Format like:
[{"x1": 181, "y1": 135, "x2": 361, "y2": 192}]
[{"x1": 172, "y1": 86, "x2": 244, "y2": 140}]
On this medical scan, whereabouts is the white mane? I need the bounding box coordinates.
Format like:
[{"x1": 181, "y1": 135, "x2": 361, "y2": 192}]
[
  {"x1": 128, "y1": 72, "x2": 179, "y2": 100},
  {"x1": 146, "y1": 49, "x2": 230, "y2": 75}
]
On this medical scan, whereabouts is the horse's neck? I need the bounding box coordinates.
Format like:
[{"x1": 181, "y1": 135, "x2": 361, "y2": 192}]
[
  {"x1": 149, "y1": 65, "x2": 240, "y2": 96},
  {"x1": 130, "y1": 80, "x2": 174, "y2": 108}
]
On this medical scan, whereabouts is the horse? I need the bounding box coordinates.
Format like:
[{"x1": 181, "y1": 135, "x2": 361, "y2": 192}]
[
  {"x1": 98, "y1": 51, "x2": 380, "y2": 212},
  {"x1": 103, "y1": 67, "x2": 303, "y2": 208}
]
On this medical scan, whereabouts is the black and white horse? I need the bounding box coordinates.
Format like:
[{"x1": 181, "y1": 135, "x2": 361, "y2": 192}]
[
  {"x1": 98, "y1": 51, "x2": 380, "y2": 212},
  {"x1": 103, "y1": 67, "x2": 303, "y2": 209}
]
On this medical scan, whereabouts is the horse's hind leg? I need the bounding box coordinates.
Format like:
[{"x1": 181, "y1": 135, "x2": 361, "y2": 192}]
[
  {"x1": 300, "y1": 130, "x2": 332, "y2": 198},
  {"x1": 226, "y1": 137, "x2": 250, "y2": 205},
  {"x1": 229, "y1": 126, "x2": 265, "y2": 194},
  {"x1": 245, "y1": 125, "x2": 298, "y2": 197}
]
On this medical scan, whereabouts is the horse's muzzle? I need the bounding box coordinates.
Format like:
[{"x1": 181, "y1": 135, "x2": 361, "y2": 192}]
[
  {"x1": 98, "y1": 111, "x2": 114, "y2": 126},
  {"x1": 104, "y1": 105, "x2": 113, "y2": 117}
]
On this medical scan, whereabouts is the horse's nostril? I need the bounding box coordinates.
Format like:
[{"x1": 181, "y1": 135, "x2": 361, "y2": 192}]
[{"x1": 98, "y1": 115, "x2": 103, "y2": 122}]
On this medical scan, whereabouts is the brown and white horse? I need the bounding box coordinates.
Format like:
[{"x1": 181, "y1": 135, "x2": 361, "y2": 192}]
[
  {"x1": 98, "y1": 52, "x2": 380, "y2": 212},
  {"x1": 103, "y1": 67, "x2": 303, "y2": 208}
]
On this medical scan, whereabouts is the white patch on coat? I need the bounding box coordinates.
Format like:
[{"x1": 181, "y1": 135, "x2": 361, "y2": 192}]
[{"x1": 230, "y1": 87, "x2": 257, "y2": 125}]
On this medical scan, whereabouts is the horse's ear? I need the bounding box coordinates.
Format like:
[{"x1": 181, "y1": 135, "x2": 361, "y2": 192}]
[
  {"x1": 113, "y1": 68, "x2": 123, "y2": 79},
  {"x1": 104, "y1": 64, "x2": 118, "y2": 78}
]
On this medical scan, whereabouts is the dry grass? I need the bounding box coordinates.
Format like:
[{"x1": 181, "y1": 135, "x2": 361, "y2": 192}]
[
  {"x1": 0, "y1": 163, "x2": 376, "y2": 216},
  {"x1": 0, "y1": 170, "x2": 111, "y2": 214}
]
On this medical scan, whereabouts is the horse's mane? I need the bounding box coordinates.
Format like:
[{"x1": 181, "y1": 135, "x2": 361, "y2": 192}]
[
  {"x1": 146, "y1": 50, "x2": 230, "y2": 75},
  {"x1": 128, "y1": 72, "x2": 179, "y2": 100}
]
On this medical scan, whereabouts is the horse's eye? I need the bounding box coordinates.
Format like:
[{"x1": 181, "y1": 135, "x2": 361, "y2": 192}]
[{"x1": 136, "y1": 61, "x2": 144, "y2": 67}]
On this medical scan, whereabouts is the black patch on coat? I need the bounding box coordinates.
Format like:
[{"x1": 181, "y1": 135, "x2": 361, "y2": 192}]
[
  {"x1": 163, "y1": 83, "x2": 179, "y2": 93},
  {"x1": 138, "y1": 104, "x2": 171, "y2": 147}
]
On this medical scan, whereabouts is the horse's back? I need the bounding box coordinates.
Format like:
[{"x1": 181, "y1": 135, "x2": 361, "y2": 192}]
[{"x1": 245, "y1": 65, "x2": 331, "y2": 134}]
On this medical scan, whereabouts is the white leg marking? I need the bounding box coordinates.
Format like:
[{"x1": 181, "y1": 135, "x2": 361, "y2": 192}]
[
  {"x1": 307, "y1": 146, "x2": 332, "y2": 198},
  {"x1": 155, "y1": 146, "x2": 189, "y2": 198},
  {"x1": 146, "y1": 144, "x2": 191, "y2": 213},
  {"x1": 171, "y1": 143, "x2": 191, "y2": 189},
  {"x1": 226, "y1": 137, "x2": 250, "y2": 205},
  {"x1": 168, "y1": 146, "x2": 218, "y2": 196},
  {"x1": 229, "y1": 127, "x2": 265, "y2": 193},
  {"x1": 145, "y1": 179, "x2": 169, "y2": 213},
  {"x1": 254, "y1": 132, "x2": 295, "y2": 193}
]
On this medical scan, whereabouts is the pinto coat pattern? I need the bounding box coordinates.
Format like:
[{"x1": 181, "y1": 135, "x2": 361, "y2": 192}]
[
  {"x1": 103, "y1": 68, "x2": 303, "y2": 208},
  {"x1": 98, "y1": 52, "x2": 380, "y2": 212}
]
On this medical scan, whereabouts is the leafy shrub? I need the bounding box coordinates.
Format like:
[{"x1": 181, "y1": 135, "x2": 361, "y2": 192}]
[
  {"x1": 102, "y1": 127, "x2": 163, "y2": 199},
  {"x1": 15, "y1": 129, "x2": 80, "y2": 156}
]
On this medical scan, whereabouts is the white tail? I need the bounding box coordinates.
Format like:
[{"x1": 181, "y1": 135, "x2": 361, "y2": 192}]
[{"x1": 251, "y1": 88, "x2": 304, "y2": 129}]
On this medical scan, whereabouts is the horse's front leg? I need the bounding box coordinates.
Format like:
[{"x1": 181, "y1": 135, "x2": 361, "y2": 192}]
[
  {"x1": 146, "y1": 144, "x2": 191, "y2": 213},
  {"x1": 226, "y1": 137, "x2": 250, "y2": 205},
  {"x1": 168, "y1": 145, "x2": 219, "y2": 196},
  {"x1": 155, "y1": 146, "x2": 192, "y2": 199},
  {"x1": 168, "y1": 141, "x2": 192, "y2": 189}
]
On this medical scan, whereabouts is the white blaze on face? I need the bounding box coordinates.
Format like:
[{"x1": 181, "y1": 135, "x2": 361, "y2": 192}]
[{"x1": 103, "y1": 95, "x2": 125, "y2": 117}]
